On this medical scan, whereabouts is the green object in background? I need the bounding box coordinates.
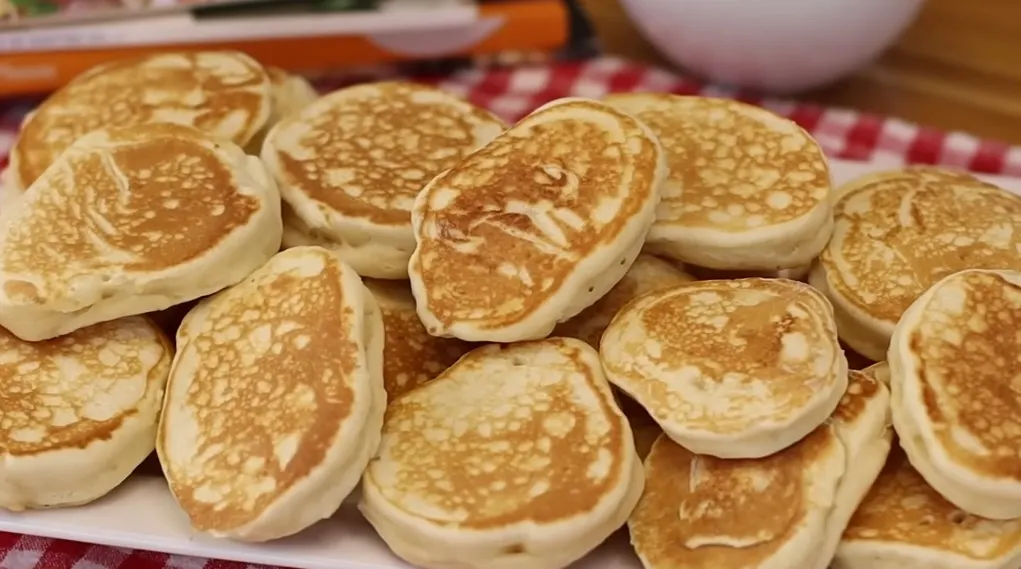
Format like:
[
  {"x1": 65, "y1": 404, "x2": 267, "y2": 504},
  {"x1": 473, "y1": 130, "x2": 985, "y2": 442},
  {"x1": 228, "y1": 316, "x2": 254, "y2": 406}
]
[
  {"x1": 312, "y1": 0, "x2": 378, "y2": 11},
  {"x1": 10, "y1": 0, "x2": 60, "y2": 16},
  {"x1": 195, "y1": 0, "x2": 378, "y2": 18}
]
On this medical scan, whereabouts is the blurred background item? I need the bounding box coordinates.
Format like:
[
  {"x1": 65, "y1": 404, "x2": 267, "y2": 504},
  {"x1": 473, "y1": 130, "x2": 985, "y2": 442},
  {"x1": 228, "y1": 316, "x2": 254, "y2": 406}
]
[
  {"x1": 613, "y1": 0, "x2": 926, "y2": 93},
  {"x1": 0, "y1": 0, "x2": 569, "y2": 96},
  {"x1": 581, "y1": 0, "x2": 1021, "y2": 145}
]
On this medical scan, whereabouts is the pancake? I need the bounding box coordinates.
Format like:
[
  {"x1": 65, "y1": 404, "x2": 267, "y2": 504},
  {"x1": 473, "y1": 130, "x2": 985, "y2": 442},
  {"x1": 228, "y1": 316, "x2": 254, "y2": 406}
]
[
  {"x1": 157, "y1": 246, "x2": 385, "y2": 542},
  {"x1": 835, "y1": 446, "x2": 1021, "y2": 569},
  {"x1": 810, "y1": 166, "x2": 1021, "y2": 361},
  {"x1": 804, "y1": 366, "x2": 894, "y2": 569},
  {"x1": 363, "y1": 278, "x2": 475, "y2": 401},
  {"x1": 553, "y1": 253, "x2": 694, "y2": 349},
  {"x1": 0, "y1": 316, "x2": 172, "y2": 511},
  {"x1": 0, "y1": 123, "x2": 282, "y2": 342},
  {"x1": 888, "y1": 268, "x2": 1021, "y2": 520},
  {"x1": 247, "y1": 66, "x2": 319, "y2": 153},
  {"x1": 600, "y1": 278, "x2": 848, "y2": 458},
  {"x1": 409, "y1": 97, "x2": 666, "y2": 342},
  {"x1": 629, "y1": 365, "x2": 890, "y2": 569},
  {"x1": 359, "y1": 338, "x2": 644, "y2": 569},
  {"x1": 604, "y1": 94, "x2": 832, "y2": 271},
  {"x1": 261, "y1": 81, "x2": 506, "y2": 279},
  {"x1": 6, "y1": 51, "x2": 271, "y2": 201}
]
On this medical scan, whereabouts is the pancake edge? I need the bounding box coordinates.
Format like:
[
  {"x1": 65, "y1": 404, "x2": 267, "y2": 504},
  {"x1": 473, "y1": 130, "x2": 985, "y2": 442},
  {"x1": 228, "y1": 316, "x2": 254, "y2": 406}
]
[{"x1": 889, "y1": 268, "x2": 1021, "y2": 520}]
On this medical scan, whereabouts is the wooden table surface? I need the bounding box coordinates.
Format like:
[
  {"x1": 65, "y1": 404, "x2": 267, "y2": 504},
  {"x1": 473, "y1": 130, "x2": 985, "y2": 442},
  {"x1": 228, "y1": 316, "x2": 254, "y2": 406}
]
[{"x1": 579, "y1": 0, "x2": 1021, "y2": 145}]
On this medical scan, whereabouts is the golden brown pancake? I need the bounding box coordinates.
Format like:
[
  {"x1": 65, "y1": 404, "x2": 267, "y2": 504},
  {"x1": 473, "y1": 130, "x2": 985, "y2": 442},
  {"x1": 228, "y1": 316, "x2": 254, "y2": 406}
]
[
  {"x1": 409, "y1": 97, "x2": 666, "y2": 342},
  {"x1": 0, "y1": 122, "x2": 282, "y2": 341},
  {"x1": 359, "y1": 338, "x2": 644, "y2": 569},
  {"x1": 889, "y1": 269, "x2": 1021, "y2": 520},
  {"x1": 261, "y1": 81, "x2": 506, "y2": 279},
  {"x1": 553, "y1": 253, "x2": 694, "y2": 348},
  {"x1": 604, "y1": 93, "x2": 832, "y2": 271},
  {"x1": 0, "y1": 316, "x2": 172, "y2": 510},
  {"x1": 811, "y1": 166, "x2": 1021, "y2": 361},
  {"x1": 630, "y1": 428, "x2": 845, "y2": 569},
  {"x1": 363, "y1": 278, "x2": 475, "y2": 401},
  {"x1": 8, "y1": 51, "x2": 271, "y2": 195},
  {"x1": 631, "y1": 364, "x2": 890, "y2": 569},
  {"x1": 157, "y1": 246, "x2": 384, "y2": 541},
  {"x1": 836, "y1": 447, "x2": 1021, "y2": 569},
  {"x1": 600, "y1": 278, "x2": 848, "y2": 459}
]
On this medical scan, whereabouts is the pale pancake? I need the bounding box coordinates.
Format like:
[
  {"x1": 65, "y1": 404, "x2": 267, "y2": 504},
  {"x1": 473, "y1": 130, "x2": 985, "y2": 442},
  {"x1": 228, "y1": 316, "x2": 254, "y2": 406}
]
[
  {"x1": 889, "y1": 269, "x2": 1021, "y2": 519},
  {"x1": 604, "y1": 94, "x2": 832, "y2": 271},
  {"x1": 553, "y1": 253, "x2": 694, "y2": 348},
  {"x1": 261, "y1": 81, "x2": 506, "y2": 279},
  {"x1": 409, "y1": 97, "x2": 666, "y2": 342},
  {"x1": 835, "y1": 447, "x2": 1021, "y2": 569},
  {"x1": 810, "y1": 166, "x2": 1021, "y2": 361},
  {"x1": 6, "y1": 51, "x2": 271, "y2": 200},
  {"x1": 0, "y1": 123, "x2": 281, "y2": 341},
  {"x1": 247, "y1": 66, "x2": 319, "y2": 153},
  {"x1": 804, "y1": 367, "x2": 893, "y2": 569},
  {"x1": 600, "y1": 278, "x2": 848, "y2": 458},
  {"x1": 0, "y1": 317, "x2": 172, "y2": 511},
  {"x1": 359, "y1": 338, "x2": 644, "y2": 569},
  {"x1": 363, "y1": 278, "x2": 474, "y2": 401},
  {"x1": 629, "y1": 366, "x2": 889, "y2": 569},
  {"x1": 158, "y1": 246, "x2": 384, "y2": 542}
]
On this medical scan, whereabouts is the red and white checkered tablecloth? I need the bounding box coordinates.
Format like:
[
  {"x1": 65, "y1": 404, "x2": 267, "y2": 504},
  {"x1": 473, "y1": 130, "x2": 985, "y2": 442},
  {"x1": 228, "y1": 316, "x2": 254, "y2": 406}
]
[{"x1": 0, "y1": 56, "x2": 1020, "y2": 569}]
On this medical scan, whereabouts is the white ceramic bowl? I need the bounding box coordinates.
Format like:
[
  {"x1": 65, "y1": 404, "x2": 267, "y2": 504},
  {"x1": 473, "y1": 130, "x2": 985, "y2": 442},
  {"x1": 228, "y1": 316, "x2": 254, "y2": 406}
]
[{"x1": 619, "y1": 0, "x2": 926, "y2": 93}]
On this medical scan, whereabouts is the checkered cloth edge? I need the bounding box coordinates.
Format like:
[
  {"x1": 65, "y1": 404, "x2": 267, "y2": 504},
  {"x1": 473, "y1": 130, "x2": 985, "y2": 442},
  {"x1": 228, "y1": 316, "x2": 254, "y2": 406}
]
[
  {"x1": 0, "y1": 55, "x2": 1020, "y2": 569},
  {"x1": 3, "y1": 56, "x2": 1021, "y2": 180}
]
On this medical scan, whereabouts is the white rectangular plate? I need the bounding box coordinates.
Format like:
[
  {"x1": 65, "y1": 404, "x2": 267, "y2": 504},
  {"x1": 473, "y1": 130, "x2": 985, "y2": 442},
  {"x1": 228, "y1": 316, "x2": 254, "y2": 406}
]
[{"x1": 1, "y1": 157, "x2": 1019, "y2": 569}]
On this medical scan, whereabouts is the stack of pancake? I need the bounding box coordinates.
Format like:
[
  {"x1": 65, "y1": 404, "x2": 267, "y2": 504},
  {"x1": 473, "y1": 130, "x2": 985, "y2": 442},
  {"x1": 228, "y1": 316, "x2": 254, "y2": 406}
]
[{"x1": 1, "y1": 50, "x2": 1021, "y2": 569}]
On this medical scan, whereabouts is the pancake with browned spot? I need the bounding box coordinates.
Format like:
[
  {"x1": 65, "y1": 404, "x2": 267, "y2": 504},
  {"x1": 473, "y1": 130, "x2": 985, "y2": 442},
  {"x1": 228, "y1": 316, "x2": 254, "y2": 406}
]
[
  {"x1": 0, "y1": 316, "x2": 172, "y2": 511},
  {"x1": 835, "y1": 446, "x2": 1021, "y2": 569},
  {"x1": 5, "y1": 51, "x2": 271, "y2": 203},
  {"x1": 262, "y1": 81, "x2": 506, "y2": 279},
  {"x1": 810, "y1": 166, "x2": 1021, "y2": 361},
  {"x1": 605, "y1": 94, "x2": 832, "y2": 271},
  {"x1": 630, "y1": 365, "x2": 889, "y2": 569},
  {"x1": 889, "y1": 268, "x2": 1021, "y2": 519},
  {"x1": 360, "y1": 338, "x2": 643, "y2": 569},
  {"x1": 600, "y1": 278, "x2": 848, "y2": 458},
  {"x1": 409, "y1": 97, "x2": 666, "y2": 342},
  {"x1": 157, "y1": 246, "x2": 384, "y2": 541},
  {"x1": 0, "y1": 123, "x2": 282, "y2": 341}
]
